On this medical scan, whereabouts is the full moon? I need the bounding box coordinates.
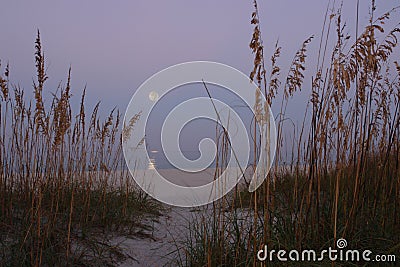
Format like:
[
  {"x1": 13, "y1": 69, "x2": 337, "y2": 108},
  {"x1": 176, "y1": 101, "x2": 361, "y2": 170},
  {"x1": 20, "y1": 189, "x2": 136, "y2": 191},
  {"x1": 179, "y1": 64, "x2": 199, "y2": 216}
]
[{"x1": 148, "y1": 91, "x2": 159, "y2": 102}]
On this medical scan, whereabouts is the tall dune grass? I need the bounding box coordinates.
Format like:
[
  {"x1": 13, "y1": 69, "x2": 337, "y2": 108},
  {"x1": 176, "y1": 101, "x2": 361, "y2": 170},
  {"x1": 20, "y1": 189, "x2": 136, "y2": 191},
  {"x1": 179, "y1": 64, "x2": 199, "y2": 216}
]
[
  {"x1": 177, "y1": 1, "x2": 400, "y2": 266},
  {"x1": 0, "y1": 31, "x2": 159, "y2": 266}
]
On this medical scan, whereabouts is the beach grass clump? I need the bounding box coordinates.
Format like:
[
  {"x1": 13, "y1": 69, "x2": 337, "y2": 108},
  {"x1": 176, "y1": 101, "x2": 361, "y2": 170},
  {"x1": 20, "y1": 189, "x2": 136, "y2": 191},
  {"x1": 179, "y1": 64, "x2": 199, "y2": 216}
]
[
  {"x1": 0, "y1": 31, "x2": 160, "y2": 266},
  {"x1": 177, "y1": 1, "x2": 400, "y2": 266}
]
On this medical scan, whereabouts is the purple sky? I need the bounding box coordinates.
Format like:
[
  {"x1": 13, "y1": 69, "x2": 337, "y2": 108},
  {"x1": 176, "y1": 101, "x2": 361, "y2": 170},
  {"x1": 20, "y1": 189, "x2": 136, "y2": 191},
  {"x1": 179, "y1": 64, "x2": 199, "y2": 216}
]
[
  {"x1": 2, "y1": 1, "x2": 398, "y2": 114},
  {"x1": 1, "y1": 1, "x2": 399, "y2": 163}
]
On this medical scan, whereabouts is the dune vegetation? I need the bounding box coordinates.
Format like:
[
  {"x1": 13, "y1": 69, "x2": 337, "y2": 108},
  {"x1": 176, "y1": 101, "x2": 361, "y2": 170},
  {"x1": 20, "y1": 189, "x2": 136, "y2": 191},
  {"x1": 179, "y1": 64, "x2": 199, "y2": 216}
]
[
  {"x1": 0, "y1": 32, "x2": 161, "y2": 266},
  {"x1": 174, "y1": 1, "x2": 400, "y2": 266}
]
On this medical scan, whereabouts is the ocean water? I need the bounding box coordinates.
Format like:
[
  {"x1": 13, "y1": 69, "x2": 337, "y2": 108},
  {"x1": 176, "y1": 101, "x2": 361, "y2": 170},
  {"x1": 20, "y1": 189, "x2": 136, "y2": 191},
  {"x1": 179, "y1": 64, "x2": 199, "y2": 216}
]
[
  {"x1": 147, "y1": 149, "x2": 256, "y2": 178},
  {"x1": 146, "y1": 149, "x2": 259, "y2": 168},
  {"x1": 147, "y1": 150, "x2": 218, "y2": 170},
  {"x1": 145, "y1": 150, "x2": 228, "y2": 187}
]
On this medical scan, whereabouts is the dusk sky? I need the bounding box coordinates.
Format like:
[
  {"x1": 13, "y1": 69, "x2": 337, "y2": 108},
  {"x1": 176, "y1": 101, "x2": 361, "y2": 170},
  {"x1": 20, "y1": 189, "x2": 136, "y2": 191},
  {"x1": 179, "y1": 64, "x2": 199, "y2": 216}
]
[
  {"x1": 2, "y1": 1, "x2": 398, "y2": 113},
  {"x1": 1, "y1": 1, "x2": 399, "y2": 161}
]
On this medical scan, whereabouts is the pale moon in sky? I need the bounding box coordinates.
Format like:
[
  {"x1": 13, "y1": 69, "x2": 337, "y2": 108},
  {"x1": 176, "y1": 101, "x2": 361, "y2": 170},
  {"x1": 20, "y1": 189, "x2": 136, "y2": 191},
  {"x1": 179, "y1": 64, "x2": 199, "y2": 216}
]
[{"x1": 148, "y1": 91, "x2": 159, "y2": 102}]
